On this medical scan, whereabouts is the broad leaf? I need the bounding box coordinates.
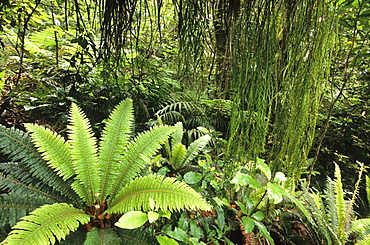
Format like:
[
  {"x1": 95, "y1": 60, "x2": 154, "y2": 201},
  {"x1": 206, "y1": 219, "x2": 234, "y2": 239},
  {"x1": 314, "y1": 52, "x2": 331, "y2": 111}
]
[{"x1": 115, "y1": 211, "x2": 148, "y2": 229}]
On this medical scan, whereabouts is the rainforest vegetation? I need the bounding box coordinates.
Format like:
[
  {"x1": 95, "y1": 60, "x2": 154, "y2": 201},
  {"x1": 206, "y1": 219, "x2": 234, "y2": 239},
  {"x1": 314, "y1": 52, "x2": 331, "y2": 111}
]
[{"x1": 0, "y1": 0, "x2": 369, "y2": 244}]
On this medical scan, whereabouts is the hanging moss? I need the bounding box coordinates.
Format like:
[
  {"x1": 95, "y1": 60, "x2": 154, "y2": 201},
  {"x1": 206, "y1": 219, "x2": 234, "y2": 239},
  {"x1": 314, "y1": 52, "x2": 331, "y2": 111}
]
[{"x1": 226, "y1": 0, "x2": 336, "y2": 189}]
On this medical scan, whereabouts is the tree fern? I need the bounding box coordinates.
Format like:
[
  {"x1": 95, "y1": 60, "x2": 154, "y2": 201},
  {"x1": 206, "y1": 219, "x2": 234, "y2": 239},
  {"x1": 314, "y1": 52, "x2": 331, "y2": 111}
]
[
  {"x1": 106, "y1": 174, "x2": 211, "y2": 214},
  {"x1": 3, "y1": 203, "x2": 91, "y2": 245}
]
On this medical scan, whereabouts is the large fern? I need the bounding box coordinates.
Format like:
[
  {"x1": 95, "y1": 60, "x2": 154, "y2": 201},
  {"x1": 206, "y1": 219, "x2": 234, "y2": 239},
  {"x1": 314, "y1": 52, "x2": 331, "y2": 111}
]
[{"x1": 1, "y1": 99, "x2": 211, "y2": 244}]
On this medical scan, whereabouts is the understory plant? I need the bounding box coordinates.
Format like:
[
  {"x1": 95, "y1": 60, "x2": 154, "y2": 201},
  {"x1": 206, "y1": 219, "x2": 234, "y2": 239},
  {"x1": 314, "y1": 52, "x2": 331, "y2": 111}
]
[
  {"x1": 0, "y1": 98, "x2": 210, "y2": 244},
  {"x1": 301, "y1": 162, "x2": 365, "y2": 245}
]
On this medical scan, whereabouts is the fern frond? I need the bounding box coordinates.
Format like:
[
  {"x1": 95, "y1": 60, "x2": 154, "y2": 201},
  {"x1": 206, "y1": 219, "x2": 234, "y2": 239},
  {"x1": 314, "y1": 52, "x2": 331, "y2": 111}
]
[
  {"x1": 171, "y1": 122, "x2": 184, "y2": 146},
  {"x1": 0, "y1": 193, "x2": 52, "y2": 227},
  {"x1": 334, "y1": 163, "x2": 347, "y2": 242},
  {"x1": 116, "y1": 227, "x2": 159, "y2": 245},
  {"x1": 24, "y1": 124, "x2": 75, "y2": 180},
  {"x1": 67, "y1": 103, "x2": 99, "y2": 205},
  {"x1": 177, "y1": 134, "x2": 211, "y2": 169},
  {"x1": 98, "y1": 99, "x2": 134, "y2": 201},
  {"x1": 109, "y1": 126, "x2": 176, "y2": 201},
  {"x1": 106, "y1": 174, "x2": 211, "y2": 214},
  {"x1": 169, "y1": 143, "x2": 187, "y2": 170},
  {"x1": 3, "y1": 203, "x2": 91, "y2": 245},
  {"x1": 0, "y1": 162, "x2": 80, "y2": 205},
  {"x1": 351, "y1": 218, "x2": 370, "y2": 245},
  {"x1": 0, "y1": 125, "x2": 78, "y2": 204},
  {"x1": 83, "y1": 228, "x2": 121, "y2": 244},
  {"x1": 325, "y1": 177, "x2": 338, "y2": 231},
  {"x1": 0, "y1": 173, "x2": 64, "y2": 203}
]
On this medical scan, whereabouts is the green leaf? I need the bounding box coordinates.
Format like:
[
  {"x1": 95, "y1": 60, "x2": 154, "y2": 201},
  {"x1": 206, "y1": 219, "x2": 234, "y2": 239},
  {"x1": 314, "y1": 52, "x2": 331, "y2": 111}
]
[
  {"x1": 156, "y1": 235, "x2": 179, "y2": 245},
  {"x1": 115, "y1": 211, "x2": 148, "y2": 229},
  {"x1": 256, "y1": 158, "x2": 271, "y2": 180},
  {"x1": 251, "y1": 211, "x2": 264, "y2": 221},
  {"x1": 148, "y1": 211, "x2": 160, "y2": 223},
  {"x1": 267, "y1": 183, "x2": 283, "y2": 204},
  {"x1": 254, "y1": 220, "x2": 274, "y2": 244},
  {"x1": 170, "y1": 143, "x2": 187, "y2": 169},
  {"x1": 241, "y1": 216, "x2": 255, "y2": 233},
  {"x1": 3, "y1": 203, "x2": 90, "y2": 245},
  {"x1": 184, "y1": 172, "x2": 202, "y2": 184},
  {"x1": 231, "y1": 172, "x2": 262, "y2": 188}
]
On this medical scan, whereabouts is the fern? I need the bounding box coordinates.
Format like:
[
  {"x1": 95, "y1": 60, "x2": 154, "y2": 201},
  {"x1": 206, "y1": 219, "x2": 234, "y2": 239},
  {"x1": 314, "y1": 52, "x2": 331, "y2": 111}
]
[
  {"x1": 98, "y1": 99, "x2": 134, "y2": 201},
  {"x1": 24, "y1": 124, "x2": 75, "y2": 181},
  {"x1": 106, "y1": 174, "x2": 211, "y2": 213},
  {"x1": 67, "y1": 103, "x2": 100, "y2": 205},
  {"x1": 178, "y1": 134, "x2": 211, "y2": 169},
  {"x1": 109, "y1": 125, "x2": 177, "y2": 200},
  {"x1": 0, "y1": 193, "x2": 52, "y2": 227},
  {"x1": 0, "y1": 126, "x2": 73, "y2": 197},
  {"x1": 170, "y1": 143, "x2": 187, "y2": 169},
  {"x1": 351, "y1": 218, "x2": 370, "y2": 245},
  {"x1": 116, "y1": 227, "x2": 159, "y2": 245},
  {"x1": 83, "y1": 228, "x2": 121, "y2": 245},
  {"x1": 334, "y1": 163, "x2": 347, "y2": 242},
  {"x1": 3, "y1": 203, "x2": 91, "y2": 245},
  {"x1": 1, "y1": 99, "x2": 210, "y2": 244},
  {"x1": 164, "y1": 122, "x2": 211, "y2": 171}
]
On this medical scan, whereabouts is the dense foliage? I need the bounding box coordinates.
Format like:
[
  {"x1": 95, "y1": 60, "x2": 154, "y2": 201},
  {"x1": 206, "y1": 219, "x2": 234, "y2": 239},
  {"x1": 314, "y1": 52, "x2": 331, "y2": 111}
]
[{"x1": 0, "y1": 0, "x2": 369, "y2": 244}]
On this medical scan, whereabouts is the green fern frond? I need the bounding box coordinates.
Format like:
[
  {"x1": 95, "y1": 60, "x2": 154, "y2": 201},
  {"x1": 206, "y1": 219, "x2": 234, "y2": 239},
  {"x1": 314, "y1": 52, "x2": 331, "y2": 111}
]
[
  {"x1": 0, "y1": 193, "x2": 52, "y2": 227},
  {"x1": 171, "y1": 122, "x2": 184, "y2": 146},
  {"x1": 83, "y1": 228, "x2": 121, "y2": 244},
  {"x1": 366, "y1": 175, "x2": 370, "y2": 205},
  {"x1": 106, "y1": 174, "x2": 211, "y2": 214},
  {"x1": 109, "y1": 126, "x2": 176, "y2": 201},
  {"x1": 170, "y1": 143, "x2": 187, "y2": 170},
  {"x1": 0, "y1": 163, "x2": 80, "y2": 205},
  {"x1": 2, "y1": 203, "x2": 91, "y2": 245},
  {"x1": 351, "y1": 218, "x2": 370, "y2": 245},
  {"x1": 116, "y1": 227, "x2": 159, "y2": 245},
  {"x1": 0, "y1": 125, "x2": 77, "y2": 204},
  {"x1": 177, "y1": 134, "x2": 211, "y2": 169},
  {"x1": 334, "y1": 163, "x2": 347, "y2": 242},
  {"x1": 0, "y1": 174, "x2": 63, "y2": 203},
  {"x1": 67, "y1": 103, "x2": 99, "y2": 205},
  {"x1": 24, "y1": 124, "x2": 75, "y2": 180},
  {"x1": 98, "y1": 99, "x2": 134, "y2": 201},
  {"x1": 325, "y1": 177, "x2": 338, "y2": 231}
]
